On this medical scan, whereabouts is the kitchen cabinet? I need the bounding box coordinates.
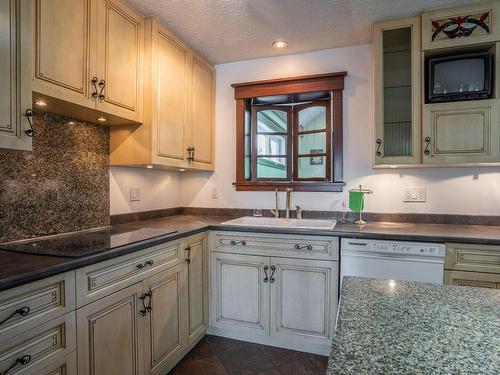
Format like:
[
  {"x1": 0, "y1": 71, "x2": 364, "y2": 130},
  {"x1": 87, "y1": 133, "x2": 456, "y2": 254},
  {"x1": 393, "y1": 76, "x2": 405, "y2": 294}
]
[
  {"x1": 422, "y1": 100, "x2": 500, "y2": 164},
  {"x1": 184, "y1": 232, "x2": 209, "y2": 346},
  {"x1": 373, "y1": 17, "x2": 421, "y2": 165},
  {"x1": 143, "y1": 264, "x2": 187, "y2": 375},
  {"x1": 209, "y1": 232, "x2": 339, "y2": 355},
  {"x1": 444, "y1": 242, "x2": 500, "y2": 289},
  {"x1": 110, "y1": 17, "x2": 215, "y2": 171},
  {"x1": 0, "y1": 0, "x2": 32, "y2": 151},
  {"x1": 32, "y1": 0, "x2": 143, "y2": 125}
]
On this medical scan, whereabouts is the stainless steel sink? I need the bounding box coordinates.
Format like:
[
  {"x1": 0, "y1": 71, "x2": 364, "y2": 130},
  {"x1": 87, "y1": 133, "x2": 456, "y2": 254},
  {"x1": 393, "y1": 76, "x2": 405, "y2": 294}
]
[{"x1": 221, "y1": 216, "x2": 337, "y2": 230}]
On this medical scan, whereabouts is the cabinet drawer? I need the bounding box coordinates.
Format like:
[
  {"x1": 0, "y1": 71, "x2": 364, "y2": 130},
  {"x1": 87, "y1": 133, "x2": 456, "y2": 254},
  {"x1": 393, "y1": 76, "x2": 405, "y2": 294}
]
[
  {"x1": 445, "y1": 243, "x2": 500, "y2": 274},
  {"x1": 23, "y1": 351, "x2": 76, "y2": 375},
  {"x1": 444, "y1": 270, "x2": 500, "y2": 289},
  {"x1": 211, "y1": 232, "x2": 339, "y2": 260},
  {"x1": 0, "y1": 312, "x2": 76, "y2": 375},
  {"x1": 0, "y1": 272, "x2": 75, "y2": 340},
  {"x1": 76, "y1": 240, "x2": 182, "y2": 306}
]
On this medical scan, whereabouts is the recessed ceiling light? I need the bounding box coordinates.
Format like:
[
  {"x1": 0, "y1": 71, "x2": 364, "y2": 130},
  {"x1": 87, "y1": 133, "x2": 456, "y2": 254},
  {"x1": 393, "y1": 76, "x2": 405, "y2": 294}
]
[
  {"x1": 35, "y1": 100, "x2": 47, "y2": 106},
  {"x1": 97, "y1": 116, "x2": 107, "y2": 122},
  {"x1": 272, "y1": 40, "x2": 288, "y2": 49},
  {"x1": 146, "y1": 165, "x2": 154, "y2": 169}
]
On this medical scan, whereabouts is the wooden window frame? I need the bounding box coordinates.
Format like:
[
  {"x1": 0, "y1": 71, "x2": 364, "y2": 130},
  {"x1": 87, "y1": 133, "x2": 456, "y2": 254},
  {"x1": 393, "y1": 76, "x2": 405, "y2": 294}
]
[{"x1": 233, "y1": 72, "x2": 347, "y2": 192}]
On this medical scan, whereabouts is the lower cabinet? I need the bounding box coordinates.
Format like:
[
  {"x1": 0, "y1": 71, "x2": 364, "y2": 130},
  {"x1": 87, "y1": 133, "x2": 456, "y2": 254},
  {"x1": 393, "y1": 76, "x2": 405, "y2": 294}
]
[
  {"x1": 76, "y1": 232, "x2": 208, "y2": 375},
  {"x1": 209, "y1": 246, "x2": 339, "y2": 355},
  {"x1": 444, "y1": 270, "x2": 500, "y2": 289}
]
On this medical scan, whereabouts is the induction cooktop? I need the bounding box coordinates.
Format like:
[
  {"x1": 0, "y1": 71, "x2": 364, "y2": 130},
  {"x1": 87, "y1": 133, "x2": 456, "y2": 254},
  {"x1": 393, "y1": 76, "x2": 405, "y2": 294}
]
[{"x1": 0, "y1": 227, "x2": 177, "y2": 258}]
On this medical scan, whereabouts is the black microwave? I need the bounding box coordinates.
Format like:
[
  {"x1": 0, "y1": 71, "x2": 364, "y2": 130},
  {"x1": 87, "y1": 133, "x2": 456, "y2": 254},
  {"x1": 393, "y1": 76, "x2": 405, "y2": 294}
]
[{"x1": 427, "y1": 51, "x2": 493, "y2": 103}]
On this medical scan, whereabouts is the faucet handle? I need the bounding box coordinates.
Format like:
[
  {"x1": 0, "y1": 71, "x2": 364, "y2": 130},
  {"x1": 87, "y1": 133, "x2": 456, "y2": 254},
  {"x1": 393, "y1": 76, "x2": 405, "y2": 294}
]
[{"x1": 295, "y1": 205, "x2": 303, "y2": 219}]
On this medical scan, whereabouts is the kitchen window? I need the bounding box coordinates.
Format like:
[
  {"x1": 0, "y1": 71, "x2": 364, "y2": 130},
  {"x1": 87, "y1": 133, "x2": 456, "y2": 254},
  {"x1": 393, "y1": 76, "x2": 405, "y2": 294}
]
[{"x1": 232, "y1": 72, "x2": 346, "y2": 191}]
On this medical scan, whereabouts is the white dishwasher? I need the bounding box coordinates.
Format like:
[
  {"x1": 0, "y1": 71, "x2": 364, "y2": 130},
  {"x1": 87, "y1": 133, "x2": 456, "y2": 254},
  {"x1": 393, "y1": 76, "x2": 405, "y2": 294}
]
[{"x1": 341, "y1": 238, "x2": 445, "y2": 284}]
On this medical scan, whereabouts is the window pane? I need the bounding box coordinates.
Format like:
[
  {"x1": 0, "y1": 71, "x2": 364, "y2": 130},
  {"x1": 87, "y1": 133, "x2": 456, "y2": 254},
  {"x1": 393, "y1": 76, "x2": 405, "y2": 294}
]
[
  {"x1": 298, "y1": 156, "x2": 326, "y2": 179},
  {"x1": 257, "y1": 157, "x2": 287, "y2": 179},
  {"x1": 298, "y1": 132, "x2": 326, "y2": 155},
  {"x1": 257, "y1": 110, "x2": 287, "y2": 132},
  {"x1": 257, "y1": 134, "x2": 287, "y2": 155},
  {"x1": 298, "y1": 106, "x2": 326, "y2": 132},
  {"x1": 244, "y1": 107, "x2": 251, "y2": 180}
]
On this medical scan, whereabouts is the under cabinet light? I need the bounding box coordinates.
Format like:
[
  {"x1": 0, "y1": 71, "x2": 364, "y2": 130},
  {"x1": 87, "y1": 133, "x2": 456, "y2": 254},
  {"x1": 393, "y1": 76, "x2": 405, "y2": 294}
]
[
  {"x1": 35, "y1": 100, "x2": 47, "y2": 106},
  {"x1": 272, "y1": 40, "x2": 288, "y2": 49},
  {"x1": 146, "y1": 165, "x2": 154, "y2": 169},
  {"x1": 97, "y1": 116, "x2": 107, "y2": 122}
]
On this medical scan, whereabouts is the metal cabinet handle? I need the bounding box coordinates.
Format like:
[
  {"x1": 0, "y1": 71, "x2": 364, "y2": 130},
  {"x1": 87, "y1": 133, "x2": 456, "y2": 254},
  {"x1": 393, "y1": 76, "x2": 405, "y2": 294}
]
[
  {"x1": 139, "y1": 291, "x2": 152, "y2": 316},
  {"x1": 294, "y1": 244, "x2": 312, "y2": 250},
  {"x1": 187, "y1": 146, "x2": 195, "y2": 161},
  {"x1": 230, "y1": 240, "x2": 246, "y2": 246},
  {"x1": 263, "y1": 265, "x2": 269, "y2": 283},
  {"x1": 0, "y1": 307, "x2": 30, "y2": 327},
  {"x1": 424, "y1": 137, "x2": 431, "y2": 156},
  {"x1": 376, "y1": 139, "x2": 382, "y2": 157},
  {"x1": 269, "y1": 265, "x2": 276, "y2": 284},
  {"x1": 2, "y1": 354, "x2": 31, "y2": 375},
  {"x1": 98, "y1": 79, "x2": 106, "y2": 102},
  {"x1": 91, "y1": 77, "x2": 99, "y2": 101},
  {"x1": 136, "y1": 260, "x2": 153, "y2": 270},
  {"x1": 185, "y1": 245, "x2": 192, "y2": 264},
  {"x1": 24, "y1": 109, "x2": 34, "y2": 137}
]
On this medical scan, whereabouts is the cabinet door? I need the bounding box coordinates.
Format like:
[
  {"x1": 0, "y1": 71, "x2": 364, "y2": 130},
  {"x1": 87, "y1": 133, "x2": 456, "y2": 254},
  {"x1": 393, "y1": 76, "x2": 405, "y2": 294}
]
[
  {"x1": 95, "y1": 0, "x2": 143, "y2": 123},
  {"x1": 0, "y1": 0, "x2": 32, "y2": 151},
  {"x1": 32, "y1": 0, "x2": 94, "y2": 109},
  {"x1": 189, "y1": 54, "x2": 215, "y2": 170},
  {"x1": 270, "y1": 258, "x2": 338, "y2": 344},
  {"x1": 422, "y1": 100, "x2": 500, "y2": 164},
  {"x1": 184, "y1": 233, "x2": 209, "y2": 346},
  {"x1": 210, "y1": 252, "x2": 270, "y2": 335},
  {"x1": 444, "y1": 270, "x2": 500, "y2": 289},
  {"x1": 77, "y1": 282, "x2": 144, "y2": 375},
  {"x1": 150, "y1": 20, "x2": 190, "y2": 167},
  {"x1": 374, "y1": 17, "x2": 421, "y2": 165},
  {"x1": 142, "y1": 263, "x2": 187, "y2": 375}
]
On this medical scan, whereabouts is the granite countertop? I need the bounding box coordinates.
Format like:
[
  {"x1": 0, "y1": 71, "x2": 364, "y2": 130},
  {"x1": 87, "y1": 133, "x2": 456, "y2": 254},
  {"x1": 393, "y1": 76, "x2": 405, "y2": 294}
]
[
  {"x1": 1, "y1": 214, "x2": 500, "y2": 292},
  {"x1": 327, "y1": 277, "x2": 500, "y2": 374}
]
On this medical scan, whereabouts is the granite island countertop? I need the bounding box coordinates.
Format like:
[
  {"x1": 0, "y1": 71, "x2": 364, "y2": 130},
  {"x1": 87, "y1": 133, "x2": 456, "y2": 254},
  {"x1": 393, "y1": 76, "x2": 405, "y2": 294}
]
[
  {"x1": 1, "y1": 214, "x2": 500, "y2": 291},
  {"x1": 327, "y1": 277, "x2": 500, "y2": 374}
]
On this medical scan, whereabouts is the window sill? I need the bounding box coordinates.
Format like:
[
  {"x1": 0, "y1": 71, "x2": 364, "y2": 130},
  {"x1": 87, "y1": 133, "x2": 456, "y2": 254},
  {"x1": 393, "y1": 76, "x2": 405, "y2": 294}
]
[{"x1": 233, "y1": 181, "x2": 346, "y2": 192}]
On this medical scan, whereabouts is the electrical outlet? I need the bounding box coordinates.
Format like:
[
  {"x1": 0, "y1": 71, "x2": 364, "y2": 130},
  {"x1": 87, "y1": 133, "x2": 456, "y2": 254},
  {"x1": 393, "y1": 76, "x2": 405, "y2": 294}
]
[
  {"x1": 130, "y1": 187, "x2": 141, "y2": 202},
  {"x1": 404, "y1": 188, "x2": 426, "y2": 202},
  {"x1": 211, "y1": 186, "x2": 218, "y2": 199}
]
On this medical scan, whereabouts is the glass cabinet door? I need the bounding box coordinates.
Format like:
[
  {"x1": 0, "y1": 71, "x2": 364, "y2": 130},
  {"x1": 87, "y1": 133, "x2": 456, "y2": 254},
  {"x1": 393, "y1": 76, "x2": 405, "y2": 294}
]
[{"x1": 374, "y1": 17, "x2": 421, "y2": 165}]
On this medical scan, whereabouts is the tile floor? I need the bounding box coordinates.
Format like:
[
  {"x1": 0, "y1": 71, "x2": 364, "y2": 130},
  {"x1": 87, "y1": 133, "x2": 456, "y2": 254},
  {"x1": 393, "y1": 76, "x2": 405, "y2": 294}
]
[{"x1": 168, "y1": 335, "x2": 329, "y2": 375}]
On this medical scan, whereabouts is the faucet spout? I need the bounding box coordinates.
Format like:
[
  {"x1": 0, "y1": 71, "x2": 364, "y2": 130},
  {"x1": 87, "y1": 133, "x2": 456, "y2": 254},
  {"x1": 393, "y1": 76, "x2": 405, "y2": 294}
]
[
  {"x1": 285, "y1": 188, "x2": 293, "y2": 219},
  {"x1": 270, "y1": 188, "x2": 279, "y2": 218}
]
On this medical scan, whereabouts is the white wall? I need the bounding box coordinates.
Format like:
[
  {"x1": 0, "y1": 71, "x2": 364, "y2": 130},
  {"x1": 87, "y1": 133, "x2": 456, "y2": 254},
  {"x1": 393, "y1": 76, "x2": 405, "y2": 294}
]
[
  {"x1": 110, "y1": 167, "x2": 180, "y2": 214},
  {"x1": 179, "y1": 44, "x2": 500, "y2": 215}
]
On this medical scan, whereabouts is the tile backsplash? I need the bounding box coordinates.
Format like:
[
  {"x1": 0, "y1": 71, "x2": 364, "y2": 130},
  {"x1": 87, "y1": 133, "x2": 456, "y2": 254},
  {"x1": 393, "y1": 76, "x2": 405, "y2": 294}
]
[{"x1": 0, "y1": 112, "x2": 110, "y2": 243}]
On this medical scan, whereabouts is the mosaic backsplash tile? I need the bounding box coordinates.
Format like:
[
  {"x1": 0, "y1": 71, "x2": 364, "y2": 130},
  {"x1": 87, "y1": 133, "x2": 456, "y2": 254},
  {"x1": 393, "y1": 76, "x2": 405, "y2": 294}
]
[{"x1": 0, "y1": 112, "x2": 110, "y2": 242}]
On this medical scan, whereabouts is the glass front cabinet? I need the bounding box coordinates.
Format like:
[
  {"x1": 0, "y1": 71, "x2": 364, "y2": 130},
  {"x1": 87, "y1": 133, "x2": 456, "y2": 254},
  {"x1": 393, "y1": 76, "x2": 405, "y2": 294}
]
[{"x1": 373, "y1": 17, "x2": 421, "y2": 166}]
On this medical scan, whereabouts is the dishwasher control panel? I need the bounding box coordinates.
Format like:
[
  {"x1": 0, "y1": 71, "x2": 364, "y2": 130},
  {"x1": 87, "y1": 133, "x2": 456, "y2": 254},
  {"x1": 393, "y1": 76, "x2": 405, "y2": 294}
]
[{"x1": 341, "y1": 238, "x2": 445, "y2": 258}]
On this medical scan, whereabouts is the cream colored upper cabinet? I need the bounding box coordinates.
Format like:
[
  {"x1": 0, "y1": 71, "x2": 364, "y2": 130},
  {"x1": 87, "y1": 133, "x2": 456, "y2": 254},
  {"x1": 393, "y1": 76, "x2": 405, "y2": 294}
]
[
  {"x1": 95, "y1": 0, "x2": 143, "y2": 123},
  {"x1": 0, "y1": 0, "x2": 32, "y2": 151},
  {"x1": 190, "y1": 54, "x2": 215, "y2": 169},
  {"x1": 110, "y1": 17, "x2": 215, "y2": 171},
  {"x1": 33, "y1": 0, "x2": 94, "y2": 109},
  {"x1": 32, "y1": 0, "x2": 143, "y2": 125},
  {"x1": 373, "y1": 17, "x2": 421, "y2": 166},
  {"x1": 422, "y1": 99, "x2": 500, "y2": 164}
]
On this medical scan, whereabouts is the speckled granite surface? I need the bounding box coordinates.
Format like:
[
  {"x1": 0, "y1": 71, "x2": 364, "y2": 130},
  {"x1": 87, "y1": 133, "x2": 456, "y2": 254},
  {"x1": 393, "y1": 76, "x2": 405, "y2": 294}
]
[
  {"x1": 0, "y1": 112, "x2": 110, "y2": 242},
  {"x1": 328, "y1": 277, "x2": 500, "y2": 374}
]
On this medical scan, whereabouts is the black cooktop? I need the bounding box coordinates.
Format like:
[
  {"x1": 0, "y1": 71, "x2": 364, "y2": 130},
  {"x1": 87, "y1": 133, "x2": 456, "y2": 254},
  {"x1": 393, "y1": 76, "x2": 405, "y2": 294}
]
[{"x1": 0, "y1": 227, "x2": 177, "y2": 258}]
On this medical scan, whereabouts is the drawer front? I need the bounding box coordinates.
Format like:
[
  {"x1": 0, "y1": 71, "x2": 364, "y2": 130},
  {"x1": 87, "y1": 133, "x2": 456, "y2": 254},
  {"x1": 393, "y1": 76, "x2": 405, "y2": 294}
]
[
  {"x1": 0, "y1": 272, "x2": 75, "y2": 340},
  {"x1": 445, "y1": 243, "x2": 500, "y2": 274},
  {"x1": 211, "y1": 231, "x2": 339, "y2": 260},
  {"x1": 0, "y1": 312, "x2": 76, "y2": 375},
  {"x1": 444, "y1": 270, "x2": 500, "y2": 289},
  {"x1": 24, "y1": 351, "x2": 76, "y2": 375},
  {"x1": 76, "y1": 240, "x2": 182, "y2": 306}
]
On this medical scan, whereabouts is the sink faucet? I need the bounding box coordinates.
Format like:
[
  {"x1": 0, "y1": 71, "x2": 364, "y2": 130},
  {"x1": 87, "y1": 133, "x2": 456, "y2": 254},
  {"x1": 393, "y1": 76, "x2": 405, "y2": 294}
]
[
  {"x1": 270, "y1": 188, "x2": 280, "y2": 218},
  {"x1": 295, "y1": 205, "x2": 303, "y2": 219},
  {"x1": 285, "y1": 188, "x2": 293, "y2": 219}
]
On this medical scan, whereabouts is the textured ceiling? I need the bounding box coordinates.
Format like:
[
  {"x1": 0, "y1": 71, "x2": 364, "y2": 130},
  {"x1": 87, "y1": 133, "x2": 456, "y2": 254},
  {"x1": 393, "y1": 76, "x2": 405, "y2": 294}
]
[{"x1": 126, "y1": 0, "x2": 481, "y2": 64}]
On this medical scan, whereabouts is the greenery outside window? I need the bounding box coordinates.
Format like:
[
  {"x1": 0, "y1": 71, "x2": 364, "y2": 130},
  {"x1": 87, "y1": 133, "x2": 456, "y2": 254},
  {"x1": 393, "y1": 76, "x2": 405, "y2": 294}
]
[{"x1": 234, "y1": 72, "x2": 346, "y2": 192}]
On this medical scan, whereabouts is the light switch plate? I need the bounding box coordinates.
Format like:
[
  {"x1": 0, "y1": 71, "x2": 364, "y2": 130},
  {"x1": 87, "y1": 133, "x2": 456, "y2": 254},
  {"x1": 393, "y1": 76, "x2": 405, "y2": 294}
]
[
  {"x1": 130, "y1": 187, "x2": 141, "y2": 202},
  {"x1": 404, "y1": 187, "x2": 426, "y2": 202}
]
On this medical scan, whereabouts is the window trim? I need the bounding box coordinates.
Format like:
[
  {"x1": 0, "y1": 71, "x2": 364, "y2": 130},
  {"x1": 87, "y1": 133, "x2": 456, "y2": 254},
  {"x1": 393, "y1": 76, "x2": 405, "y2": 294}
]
[{"x1": 233, "y1": 72, "x2": 347, "y2": 192}]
